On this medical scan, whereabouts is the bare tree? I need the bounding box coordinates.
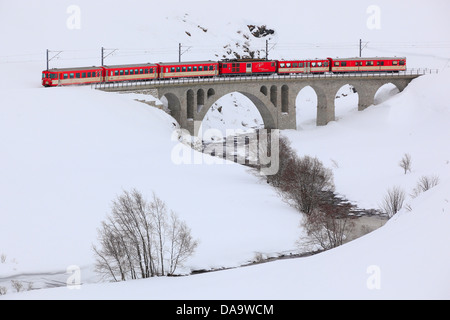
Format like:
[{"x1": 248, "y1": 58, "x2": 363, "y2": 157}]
[
  {"x1": 93, "y1": 189, "x2": 198, "y2": 282},
  {"x1": 411, "y1": 175, "x2": 440, "y2": 198},
  {"x1": 0, "y1": 286, "x2": 7, "y2": 296},
  {"x1": 380, "y1": 186, "x2": 406, "y2": 218},
  {"x1": 399, "y1": 153, "x2": 412, "y2": 174},
  {"x1": 279, "y1": 155, "x2": 334, "y2": 215},
  {"x1": 265, "y1": 135, "x2": 297, "y2": 187}
]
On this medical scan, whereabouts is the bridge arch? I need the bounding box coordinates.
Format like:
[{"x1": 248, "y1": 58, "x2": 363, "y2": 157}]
[
  {"x1": 161, "y1": 92, "x2": 182, "y2": 127},
  {"x1": 196, "y1": 90, "x2": 277, "y2": 137},
  {"x1": 334, "y1": 84, "x2": 359, "y2": 119},
  {"x1": 374, "y1": 83, "x2": 400, "y2": 105},
  {"x1": 296, "y1": 85, "x2": 318, "y2": 129}
]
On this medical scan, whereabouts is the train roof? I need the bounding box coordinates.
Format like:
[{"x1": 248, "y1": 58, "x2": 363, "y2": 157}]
[
  {"x1": 157, "y1": 61, "x2": 217, "y2": 66},
  {"x1": 103, "y1": 63, "x2": 158, "y2": 68},
  {"x1": 45, "y1": 66, "x2": 102, "y2": 72},
  {"x1": 330, "y1": 57, "x2": 406, "y2": 61}
]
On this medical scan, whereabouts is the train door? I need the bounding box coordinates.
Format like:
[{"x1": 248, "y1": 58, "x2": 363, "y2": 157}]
[
  {"x1": 246, "y1": 63, "x2": 252, "y2": 74},
  {"x1": 305, "y1": 62, "x2": 311, "y2": 73}
]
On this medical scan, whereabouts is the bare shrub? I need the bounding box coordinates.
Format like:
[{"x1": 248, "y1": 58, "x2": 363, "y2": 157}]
[
  {"x1": 399, "y1": 153, "x2": 412, "y2": 174},
  {"x1": 1, "y1": 253, "x2": 6, "y2": 264},
  {"x1": 0, "y1": 286, "x2": 7, "y2": 295},
  {"x1": 93, "y1": 189, "x2": 198, "y2": 282},
  {"x1": 411, "y1": 175, "x2": 440, "y2": 198},
  {"x1": 380, "y1": 186, "x2": 406, "y2": 218},
  {"x1": 11, "y1": 280, "x2": 24, "y2": 293},
  {"x1": 298, "y1": 203, "x2": 354, "y2": 251}
]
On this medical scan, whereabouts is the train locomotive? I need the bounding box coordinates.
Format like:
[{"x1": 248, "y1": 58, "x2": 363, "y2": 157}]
[{"x1": 42, "y1": 57, "x2": 406, "y2": 87}]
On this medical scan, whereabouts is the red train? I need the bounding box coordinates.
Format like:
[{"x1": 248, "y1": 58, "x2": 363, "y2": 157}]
[{"x1": 42, "y1": 57, "x2": 406, "y2": 87}]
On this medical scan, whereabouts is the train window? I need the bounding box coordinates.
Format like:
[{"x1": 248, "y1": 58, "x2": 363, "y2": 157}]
[
  {"x1": 324, "y1": 62, "x2": 328, "y2": 67},
  {"x1": 69, "y1": 73, "x2": 74, "y2": 79},
  {"x1": 299, "y1": 63, "x2": 304, "y2": 67},
  {"x1": 171, "y1": 67, "x2": 175, "y2": 72},
  {"x1": 114, "y1": 71, "x2": 118, "y2": 76},
  {"x1": 393, "y1": 61, "x2": 398, "y2": 65},
  {"x1": 377, "y1": 61, "x2": 380, "y2": 66},
  {"x1": 193, "y1": 66, "x2": 197, "y2": 71},
  {"x1": 199, "y1": 66, "x2": 203, "y2": 71},
  {"x1": 222, "y1": 64, "x2": 227, "y2": 69},
  {"x1": 64, "y1": 74, "x2": 68, "y2": 79},
  {"x1": 182, "y1": 67, "x2": 186, "y2": 72},
  {"x1": 399, "y1": 60, "x2": 405, "y2": 65},
  {"x1": 334, "y1": 62, "x2": 339, "y2": 66},
  {"x1": 271, "y1": 62, "x2": 275, "y2": 67},
  {"x1": 318, "y1": 62, "x2": 322, "y2": 67},
  {"x1": 144, "y1": 69, "x2": 148, "y2": 74},
  {"x1": 87, "y1": 72, "x2": 91, "y2": 77},
  {"x1": 280, "y1": 63, "x2": 285, "y2": 68},
  {"x1": 341, "y1": 62, "x2": 347, "y2": 67},
  {"x1": 82, "y1": 72, "x2": 86, "y2": 78},
  {"x1": 130, "y1": 70, "x2": 134, "y2": 75},
  {"x1": 293, "y1": 63, "x2": 298, "y2": 68},
  {"x1": 209, "y1": 66, "x2": 214, "y2": 71},
  {"x1": 135, "y1": 69, "x2": 138, "y2": 74},
  {"x1": 188, "y1": 67, "x2": 192, "y2": 72},
  {"x1": 312, "y1": 62, "x2": 316, "y2": 67},
  {"x1": 76, "y1": 73, "x2": 80, "y2": 78},
  {"x1": 124, "y1": 70, "x2": 128, "y2": 75},
  {"x1": 286, "y1": 63, "x2": 291, "y2": 68},
  {"x1": 367, "y1": 61, "x2": 374, "y2": 66},
  {"x1": 119, "y1": 70, "x2": 123, "y2": 76}
]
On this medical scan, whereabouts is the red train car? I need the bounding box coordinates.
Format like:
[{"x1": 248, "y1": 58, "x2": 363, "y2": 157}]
[
  {"x1": 158, "y1": 61, "x2": 218, "y2": 79},
  {"x1": 277, "y1": 59, "x2": 330, "y2": 74},
  {"x1": 104, "y1": 63, "x2": 159, "y2": 82},
  {"x1": 219, "y1": 60, "x2": 277, "y2": 76},
  {"x1": 42, "y1": 66, "x2": 104, "y2": 87},
  {"x1": 329, "y1": 57, "x2": 406, "y2": 73}
]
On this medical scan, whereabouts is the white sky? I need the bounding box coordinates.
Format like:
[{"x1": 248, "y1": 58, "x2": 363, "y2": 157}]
[{"x1": 1, "y1": 0, "x2": 449, "y2": 67}]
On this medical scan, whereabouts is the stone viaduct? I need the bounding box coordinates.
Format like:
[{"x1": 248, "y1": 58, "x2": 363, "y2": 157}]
[{"x1": 97, "y1": 73, "x2": 421, "y2": 136}]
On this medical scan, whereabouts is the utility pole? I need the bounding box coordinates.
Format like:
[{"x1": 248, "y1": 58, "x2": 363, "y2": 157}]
[
  {"x1": 359, "y1": 39, "x2": 368, "y2": 57},
  {"x1": 266, "y1": 40, "x2": 269, "y2": 61},
  {"x1": 359, "y1": 39, "x2": 362, "y2": 57},
  {"x1": 101, "y1": 47, "x2": 118, "y2": 66},
  {"x1": 46, "y1": 49, "x2": 63, "y2": 70},
  {"x1": 178, "y1": 43, "x2": 192, "y2": 62}
]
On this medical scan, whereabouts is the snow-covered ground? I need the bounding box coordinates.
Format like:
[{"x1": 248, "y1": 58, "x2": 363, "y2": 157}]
[{"x1": 1, "y1": 0, "x2": 450, "y2": 299}]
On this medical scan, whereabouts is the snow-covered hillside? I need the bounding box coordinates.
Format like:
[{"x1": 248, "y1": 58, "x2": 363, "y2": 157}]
[
  {"x1": 2, "y1": 67, "x2": 449, "y2": 300},
  {"x1": 1, "y1": 0, "x2": 450, "y2": 299}
]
